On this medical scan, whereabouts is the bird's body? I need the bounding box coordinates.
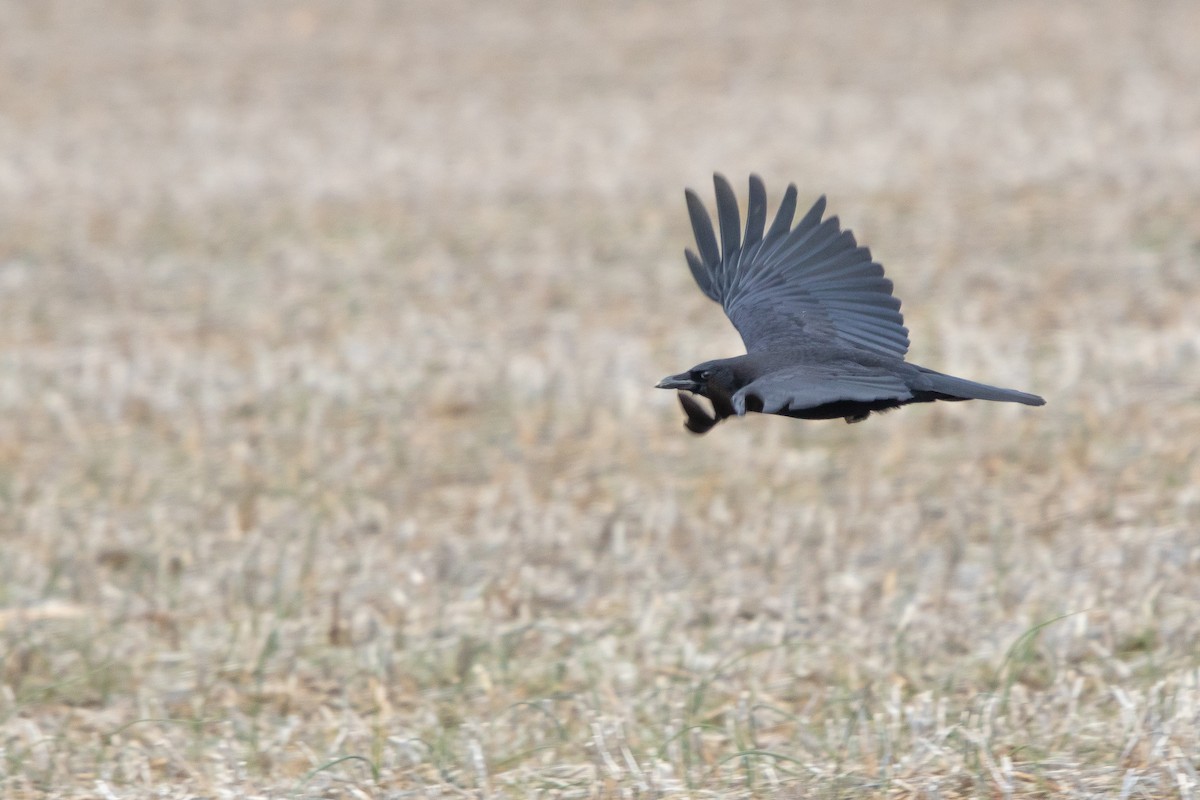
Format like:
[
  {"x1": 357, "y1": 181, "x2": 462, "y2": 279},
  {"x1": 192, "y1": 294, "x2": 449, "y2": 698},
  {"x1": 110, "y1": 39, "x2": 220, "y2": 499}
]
[{"x1": 658, "y1": 174, "x2": 1044, "y2": 434}]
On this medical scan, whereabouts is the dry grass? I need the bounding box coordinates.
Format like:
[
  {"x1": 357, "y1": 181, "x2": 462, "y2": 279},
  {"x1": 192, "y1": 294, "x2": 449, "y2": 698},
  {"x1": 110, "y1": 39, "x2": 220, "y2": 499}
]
[{"x1": 2, "y1": 1, "x2": 1199, "y2": 797}]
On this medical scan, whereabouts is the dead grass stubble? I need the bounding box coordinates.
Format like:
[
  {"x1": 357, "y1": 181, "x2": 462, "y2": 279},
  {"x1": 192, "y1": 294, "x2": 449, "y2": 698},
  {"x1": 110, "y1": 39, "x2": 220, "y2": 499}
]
[{"x1": 1, "y1": 1, "x2": 1199, "y2": 797}]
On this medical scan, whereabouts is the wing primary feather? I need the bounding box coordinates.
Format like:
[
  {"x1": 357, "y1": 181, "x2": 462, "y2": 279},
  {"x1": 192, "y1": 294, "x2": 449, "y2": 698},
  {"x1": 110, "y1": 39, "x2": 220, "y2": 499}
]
[
  {"x1": 765, "y1": 183, "x2": 798, "y2": 242},
  {"x1": 712, "y1": 173, "x2": 742, "y2": 264},
  {"x1": 685, "y1": 189, "x2": 721, "y2": 268},
  {"x1": 800, "y1": 225, "x2": 856, "y2": 263},
  {"x1": 761, "y1": 197, "x2": 828, "y2": 262},
  {"x1": 793, "y1": 195, "x2": 827, "y2": 238},
  {"x1": 799, "y1": 251, "x2": 876, "y2": 280},
  {"x1": 743, "y1": 175, "x2": 767, "y2": 249},
  {"x1": 769, "y1": 215, "x2": 841, "y2": 267},
  {"x1": 685, "y1": 249, "x2": 718, "y2": 301}
]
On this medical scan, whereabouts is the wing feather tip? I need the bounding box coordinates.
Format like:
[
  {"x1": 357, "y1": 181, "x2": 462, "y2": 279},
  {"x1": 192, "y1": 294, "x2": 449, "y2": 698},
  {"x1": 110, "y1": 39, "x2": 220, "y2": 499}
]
[
  {"x1": 743, "y1": 174, "x2": 768, "y2": 249},
  {"x1": 712, "y1": 173, "x2": 741, "y2": 262},
  {"x1": 685, "y1": 188, "x2": 721, "y2": 267}
]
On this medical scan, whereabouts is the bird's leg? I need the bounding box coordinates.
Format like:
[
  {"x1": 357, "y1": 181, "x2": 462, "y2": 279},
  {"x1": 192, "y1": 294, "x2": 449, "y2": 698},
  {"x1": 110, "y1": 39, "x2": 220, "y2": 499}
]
[
  {"x1": 844, "y1": 412, "x2": 870, "y2": 424},
  {"x1": 678, "y1": 392, "x2": 718, "y2": 434}
]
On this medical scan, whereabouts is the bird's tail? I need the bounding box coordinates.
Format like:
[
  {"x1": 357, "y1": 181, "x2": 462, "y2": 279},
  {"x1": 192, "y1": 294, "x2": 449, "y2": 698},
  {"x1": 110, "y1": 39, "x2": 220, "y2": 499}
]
[{"x1": 915, "y1": 367, "x2": 1045, "y2": 406}]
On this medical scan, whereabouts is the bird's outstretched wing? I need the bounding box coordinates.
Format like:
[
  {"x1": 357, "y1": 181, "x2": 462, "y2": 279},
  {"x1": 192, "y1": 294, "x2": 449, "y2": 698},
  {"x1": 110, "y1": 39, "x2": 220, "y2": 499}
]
[{"x1": 685, "y1": 174, "x2": 910, "y2": 357}]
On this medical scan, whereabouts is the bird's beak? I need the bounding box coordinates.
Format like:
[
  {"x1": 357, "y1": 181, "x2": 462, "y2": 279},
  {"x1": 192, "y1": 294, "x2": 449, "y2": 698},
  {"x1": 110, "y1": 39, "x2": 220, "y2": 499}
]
[{"x1": 656, "y1": 372, "x2": 701, "y2": 392}]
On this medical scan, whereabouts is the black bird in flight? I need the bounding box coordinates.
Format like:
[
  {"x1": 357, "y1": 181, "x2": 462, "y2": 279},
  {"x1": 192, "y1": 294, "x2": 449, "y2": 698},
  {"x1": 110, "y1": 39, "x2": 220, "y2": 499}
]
[{"x1": 657, "y1": 174, "x2": 1045, "y2": 434}]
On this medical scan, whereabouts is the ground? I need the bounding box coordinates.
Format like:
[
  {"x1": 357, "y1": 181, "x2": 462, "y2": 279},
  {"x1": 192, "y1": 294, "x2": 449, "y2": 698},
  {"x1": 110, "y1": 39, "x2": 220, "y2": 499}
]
[{"x1": 1, "y1": 1, "x2": 1199, "y2": 797}]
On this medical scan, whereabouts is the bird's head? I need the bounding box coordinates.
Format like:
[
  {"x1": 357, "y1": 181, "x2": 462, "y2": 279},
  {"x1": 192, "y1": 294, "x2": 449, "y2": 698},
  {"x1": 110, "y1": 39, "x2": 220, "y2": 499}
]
[
  {"x1": 655, "y1": 360, "x2": 740, "y2": 398},
  {"x1": 657, "y1": 357, "x2": 754, "y2": 433}
]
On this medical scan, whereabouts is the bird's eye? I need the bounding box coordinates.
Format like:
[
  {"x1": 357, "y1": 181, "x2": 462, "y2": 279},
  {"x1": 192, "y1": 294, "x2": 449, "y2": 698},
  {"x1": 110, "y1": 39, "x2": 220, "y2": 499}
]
[{"x1": 696, "y1": 370, "x2": 710, "y2": 381}]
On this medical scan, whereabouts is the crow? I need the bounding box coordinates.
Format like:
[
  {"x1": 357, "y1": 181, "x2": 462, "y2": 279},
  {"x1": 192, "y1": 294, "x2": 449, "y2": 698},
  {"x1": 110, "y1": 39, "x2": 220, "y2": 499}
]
[{"x1": 657, "y1": 174, "x2": 1045, "y2": 434}]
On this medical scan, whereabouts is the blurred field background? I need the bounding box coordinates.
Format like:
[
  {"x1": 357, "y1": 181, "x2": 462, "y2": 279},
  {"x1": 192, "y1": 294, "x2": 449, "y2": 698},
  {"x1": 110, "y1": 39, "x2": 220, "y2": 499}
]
[{"x1": 2, "y1": 1, "x2": 1199, "y2": 797}]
